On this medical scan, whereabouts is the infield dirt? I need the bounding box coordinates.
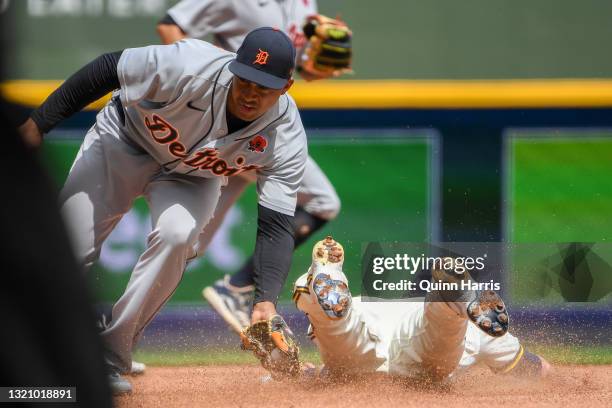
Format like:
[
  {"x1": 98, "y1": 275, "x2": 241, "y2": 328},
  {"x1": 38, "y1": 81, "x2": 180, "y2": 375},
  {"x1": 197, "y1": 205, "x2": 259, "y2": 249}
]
[{"x1": 115, "y1": 364, "x2": 611, "y2": 407}]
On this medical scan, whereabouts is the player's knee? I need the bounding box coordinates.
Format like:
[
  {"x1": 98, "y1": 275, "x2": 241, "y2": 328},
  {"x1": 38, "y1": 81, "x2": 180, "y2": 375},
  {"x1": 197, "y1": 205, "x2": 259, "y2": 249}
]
[
  {"x1": 327, "y1": 197, "x2": 341, "y2": 220},
  {"x1": 157, "y1": 219, "x2": 199, "y2": 249},
  {"x1": 303, "y1": 197, "x2": 341, "y2": 224},
  {"x1": 301, "y1": 188, "x2": 341, "y2": 221},
  {"x1": 319, "y1": 191, "x2": 341, "y2": 220}
]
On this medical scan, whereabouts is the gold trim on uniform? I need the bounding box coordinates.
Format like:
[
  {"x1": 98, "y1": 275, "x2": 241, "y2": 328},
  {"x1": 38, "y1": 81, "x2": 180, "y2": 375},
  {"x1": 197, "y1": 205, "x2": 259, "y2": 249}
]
[
  {"x1": 500, "y1": 345, "x2": 525, "y2": 374},
  {"x1": 292, "y1": 286, "x2": 310, "y2": 303}
]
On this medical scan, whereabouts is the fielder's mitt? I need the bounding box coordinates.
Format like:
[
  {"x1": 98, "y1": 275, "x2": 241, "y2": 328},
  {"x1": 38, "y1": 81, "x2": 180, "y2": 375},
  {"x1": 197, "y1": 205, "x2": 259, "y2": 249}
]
[
  {"x1": 240, "y1": 315, "x2": 302, "y2": 380},
  {"x1": 298, "y1": 14, "x2": 352, "y2": 80}
]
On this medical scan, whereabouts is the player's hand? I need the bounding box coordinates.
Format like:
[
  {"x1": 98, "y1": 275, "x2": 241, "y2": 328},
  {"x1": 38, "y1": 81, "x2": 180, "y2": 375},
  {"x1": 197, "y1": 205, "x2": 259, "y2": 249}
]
[
  {"x1": 19, "y1": 118, "x2": 43, "y2": 148},
  {"x1": 251, "y1": 301, "x2": 277, "y2": 323}
]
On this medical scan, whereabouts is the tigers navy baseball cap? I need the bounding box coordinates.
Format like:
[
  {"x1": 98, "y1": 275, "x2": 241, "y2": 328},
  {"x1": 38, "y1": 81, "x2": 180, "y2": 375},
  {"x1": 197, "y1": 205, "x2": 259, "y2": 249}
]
[{"x1": 229, "y1": 27, "x2": 296, "y2": 89}]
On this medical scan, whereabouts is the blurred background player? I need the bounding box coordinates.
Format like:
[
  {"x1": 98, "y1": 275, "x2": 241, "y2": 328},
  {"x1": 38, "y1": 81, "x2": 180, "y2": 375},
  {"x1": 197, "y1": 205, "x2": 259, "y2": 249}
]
[
  {"x1": 157, "y1": 0, "x2": 351, "y2": 332},
  {"x1": 0, "y1": 13, "x2": 112, "y2": 405},
  {"x1": 0, "y1": 100, "x2": 113, "y2": 408},
  {"x1": 293, "y1": 237, "x2": 552, "y2": 381}
]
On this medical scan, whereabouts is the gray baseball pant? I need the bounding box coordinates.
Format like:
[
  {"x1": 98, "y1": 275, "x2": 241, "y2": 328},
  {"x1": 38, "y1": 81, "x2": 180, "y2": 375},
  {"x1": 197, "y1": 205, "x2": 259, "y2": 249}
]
[{"x1": 59, "y1": 107, "x2": 222, "y2": 374}]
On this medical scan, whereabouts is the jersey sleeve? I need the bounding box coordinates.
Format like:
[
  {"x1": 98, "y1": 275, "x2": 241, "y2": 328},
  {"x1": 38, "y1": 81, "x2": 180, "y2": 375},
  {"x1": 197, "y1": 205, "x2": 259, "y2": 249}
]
[
  {"x1": 116, "y1": 40, "x2": 220, "y2": 107},
  {"x1": 166, "y1": 0, "x2": 230, "y2": 40},
  {"x1": 116, "y1": 43, "x2": 182, "y2": 106},
  {"x1": 256, "y1": 103, "x2": 308, "y2": 216}
]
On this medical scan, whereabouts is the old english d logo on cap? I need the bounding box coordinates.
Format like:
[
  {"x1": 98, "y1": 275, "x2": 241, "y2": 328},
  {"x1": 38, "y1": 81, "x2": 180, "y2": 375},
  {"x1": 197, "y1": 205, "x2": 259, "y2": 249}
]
[
  {"x1": 253, "y1": 49, "x2": 269, "y2": 65},
  {"x1": 229, "y1": 27, "x2": 296, "y2": 89}
]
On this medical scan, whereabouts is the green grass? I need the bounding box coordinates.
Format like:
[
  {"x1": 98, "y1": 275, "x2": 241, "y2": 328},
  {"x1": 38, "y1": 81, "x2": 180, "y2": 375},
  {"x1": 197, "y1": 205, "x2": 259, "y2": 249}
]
[
  {"x1": 133, "y1": 347, "x2": 322, "y2": 367},
  {"x1": 527, "y1": 344, "x2": 612, "y2": 365},
  {"x1": 134, "y1": 345, "x2": 612, "y2": 367}
]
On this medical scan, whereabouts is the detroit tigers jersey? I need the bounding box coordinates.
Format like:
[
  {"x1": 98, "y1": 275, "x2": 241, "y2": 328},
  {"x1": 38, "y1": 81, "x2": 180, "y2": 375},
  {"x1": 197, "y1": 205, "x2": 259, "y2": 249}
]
[
  {"x1": 167, "y1": 0, "x2": 317, "y2": 52},
  {"x1": 115, "y1": 39, "x2": 307, "y2": 215}
]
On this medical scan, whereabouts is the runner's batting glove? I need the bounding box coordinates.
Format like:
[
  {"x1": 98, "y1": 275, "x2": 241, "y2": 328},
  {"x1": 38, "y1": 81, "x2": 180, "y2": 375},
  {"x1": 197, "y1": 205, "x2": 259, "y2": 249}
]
[
  {"x1": 298, "y1": 14, "x2": 352, "y2": 81},
  {"x1": 240, "y1": 315, "x2": 302, "y2": 380}
]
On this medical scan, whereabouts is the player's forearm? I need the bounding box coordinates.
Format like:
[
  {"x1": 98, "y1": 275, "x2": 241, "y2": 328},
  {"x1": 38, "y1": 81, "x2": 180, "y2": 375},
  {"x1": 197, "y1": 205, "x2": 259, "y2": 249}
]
[
  {"x1": 30, "y1": 51, "x2": 123, "y2": 134},
  {"x1": 252, "y1": 204, "x2": 295, "y2": 305}
]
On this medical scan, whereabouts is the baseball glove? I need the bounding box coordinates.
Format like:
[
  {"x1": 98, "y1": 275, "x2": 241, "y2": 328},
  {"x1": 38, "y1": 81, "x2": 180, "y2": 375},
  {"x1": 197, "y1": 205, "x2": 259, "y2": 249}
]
[
  {"x1": 240, "y1": 315, "x2": 302, "y2": 380},
  {"x1": 298, "y1": 14, "x2": 352, "y2": 80}
]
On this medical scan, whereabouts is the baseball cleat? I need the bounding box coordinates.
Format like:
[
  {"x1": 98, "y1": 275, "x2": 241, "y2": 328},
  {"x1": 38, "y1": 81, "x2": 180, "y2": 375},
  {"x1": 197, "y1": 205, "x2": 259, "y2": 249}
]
[
  {"x1": 311, "y1": 236, "x2": 344, "y2": 267},
  {"x1": 467, "y1": 290, "x2": 509, "y2": 337},
  {"x1": 294, "y1": 237, "x2": 352, "y2": 319},
  {"x1": 429, "y1": 257, "x2": 509, "y2": 336},
  {"x1": 108, "y1": 370, "x2": 132, "y2": 395},
  {"x1": 429, "y1": 257, "x2": 476, "y2": 303},
  {"x1": 308, "y1": 237, "x2": 351, "y2": 318},
  {"x1": 202, "y1": 275, "x2": 253, "y2": 334},
  {"x1": 130, "y1": 360, "x2": 146, "y2": 376},
  {"x1": 312, "y1": 271, "x2": 352, "y2": 318}
]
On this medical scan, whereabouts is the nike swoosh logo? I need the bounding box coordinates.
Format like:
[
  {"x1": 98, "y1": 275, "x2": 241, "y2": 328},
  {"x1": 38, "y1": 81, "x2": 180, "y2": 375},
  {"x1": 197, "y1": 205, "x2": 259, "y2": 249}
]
[{"x1": 187, "y1": 101, "x2": 207, "y2": 112}]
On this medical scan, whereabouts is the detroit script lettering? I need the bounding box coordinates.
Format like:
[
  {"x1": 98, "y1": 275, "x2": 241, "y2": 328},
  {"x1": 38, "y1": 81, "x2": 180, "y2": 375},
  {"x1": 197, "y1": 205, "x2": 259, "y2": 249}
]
[{"x1": 144, "y1": 114, "x2": 261, "y2": 176}]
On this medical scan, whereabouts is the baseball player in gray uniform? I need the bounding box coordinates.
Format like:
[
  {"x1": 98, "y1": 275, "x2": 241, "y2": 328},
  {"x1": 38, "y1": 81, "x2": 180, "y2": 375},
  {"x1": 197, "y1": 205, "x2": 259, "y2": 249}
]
[
  {"x1": 157, "y1": 0, "x2": 345, "y2": 333},
  {"x1": 19, "y1": 28, "x2": 308, "y2": 394},
  {"x1": 294, "y1": 237, "x2": 552, "y2": 381}
]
